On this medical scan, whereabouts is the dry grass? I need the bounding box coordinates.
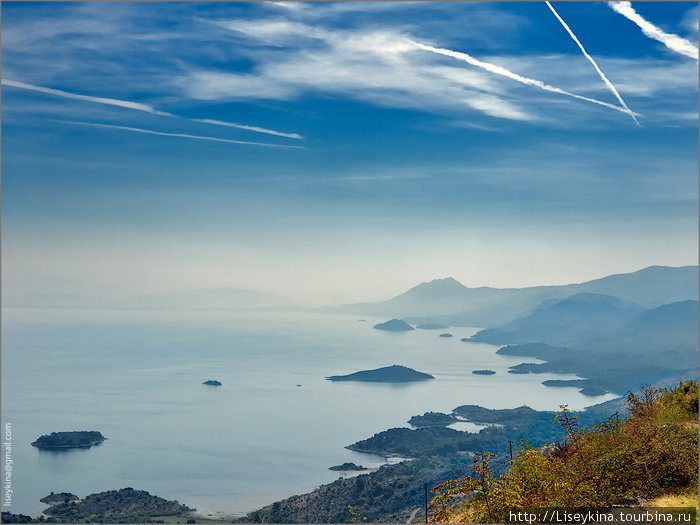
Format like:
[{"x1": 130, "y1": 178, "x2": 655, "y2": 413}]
[{"x1": 648, "y1": 492, "x2": 699, "y2": 510}]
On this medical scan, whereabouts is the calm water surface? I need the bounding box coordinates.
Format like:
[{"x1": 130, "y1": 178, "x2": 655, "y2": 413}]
[{"x1": 1, "y1": 308, "x2": 616, "y2": 517}]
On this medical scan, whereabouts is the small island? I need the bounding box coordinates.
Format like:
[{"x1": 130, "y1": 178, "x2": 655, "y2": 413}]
[
  {"x1": 439, "y1": 333, "x2": 453, "y2": 338},
  {"x1": 373, "y1": 319, "x2": 414, "y2": 332},
  {"x1": 472, "y1": 369, "x2": 496, "y2": 375},
  {"x1": 327, "y1": 365, "x2": 434, "y2": 383},
  {"x1": 328, "y1": 462, "x2": 368, "y2": 471},
  {"x1": 31, "y1": 431, "x2": 106, "y2": 450},
  {"x1": 202, "y1": 380, "x2": 222, "y2": 386}
]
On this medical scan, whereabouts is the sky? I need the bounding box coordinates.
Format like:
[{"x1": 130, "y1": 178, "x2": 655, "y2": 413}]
[{"x1": 1, "y1": 1, "x2": 698, "y2": 306}]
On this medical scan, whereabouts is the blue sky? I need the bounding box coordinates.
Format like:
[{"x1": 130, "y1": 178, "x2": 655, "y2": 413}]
[{"x1": 2, "y1": 1, "x2": 698, "y2": 304}]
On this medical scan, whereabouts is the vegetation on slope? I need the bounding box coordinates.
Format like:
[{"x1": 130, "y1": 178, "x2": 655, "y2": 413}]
[
  {"x1": 429, "y1": 381, "x2": 699, "y2": 523},
  {"x1": 43, "y1": 488, "x2": 192, "y2": 523}
]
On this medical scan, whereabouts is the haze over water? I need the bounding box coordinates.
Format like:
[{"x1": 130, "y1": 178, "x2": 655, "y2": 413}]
[{"x1": 1, "y1": 307, "x2": 614, "y2": 518}]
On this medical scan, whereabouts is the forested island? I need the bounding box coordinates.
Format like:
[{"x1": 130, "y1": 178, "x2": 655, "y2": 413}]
[
  {"x1": 328, "y1": 463, "x2": 367, "y2": 472},
  {"x1": 31, "y1": 431, "x2": 106, "y2": 450},
  {"x1": 42, "y1": 488, "x2": 193, "y2": 522},
  {"x1": 326, "y1": 365, "x2": 434, "y2": 382}
]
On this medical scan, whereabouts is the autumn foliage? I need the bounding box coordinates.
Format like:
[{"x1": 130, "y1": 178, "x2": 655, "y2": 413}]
[{"x1": 429, "y1": 381, "x2": 699, "y2": 523}]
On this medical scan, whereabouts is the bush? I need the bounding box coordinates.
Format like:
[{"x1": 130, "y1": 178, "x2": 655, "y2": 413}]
[{"x1": 429, "y1": 382, "x2": 699, "y2": 523}]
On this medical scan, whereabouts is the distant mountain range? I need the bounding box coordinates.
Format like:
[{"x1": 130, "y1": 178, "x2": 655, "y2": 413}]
[
  {"x1": 330, "y1": 265, "x2": 698, "y2": 327},
  {"x1": 468, "y1": 292, "x2": 643, "y2": 346},
  {"x1": 6, "y1": 265, "x2": 696, "y2": 318},
  {"x1": 494, "y1": 298, "x2": 699, "y2": 395}
]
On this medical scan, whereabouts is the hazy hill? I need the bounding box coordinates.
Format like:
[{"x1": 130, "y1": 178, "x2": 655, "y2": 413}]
[
  {"x1": 330, "y1": 265, "x2": 697, "y2": 327},
  {"x1": 469, "y1": 293, "x2": 642, "y2": 345},
  {"x1": 373, "y1": 319, "x2": 415, "y2": 332},
  {"x1": 584, "y1": 300, "x2": 699, "y2": 369},
  {"x1": 572, "y1": 265, "x2": 698, "y2": 307},
  {"x1": 497, "y1": 300, "x2": 699, "y2": 394},
  {"x1": 613, "y1": 299, "x2": 698, "y2": 350}
]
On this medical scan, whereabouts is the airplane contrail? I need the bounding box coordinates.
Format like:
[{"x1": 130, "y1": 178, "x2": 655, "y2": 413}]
[
  {"x1": 54, "y1": 120, "x2": 306, "y2": 149},
  {"x1": 2, "y1": 79, "x2": 304, "y2": 139},
  {"x1": 191, "y1": 118, "x2": 304, "y2": 140},
  {"x1": 2, "y1": 79, "x2": 174, "y2": 116},
  {"x1": 608, "y1": 1, "x2": 698, "y2": 60},
  {"x1": 545, "y1": 1, "x2": 639, "y2": 125},
  {"x1": 410, "y1": 40, "x2": 641, "y2": 119}
]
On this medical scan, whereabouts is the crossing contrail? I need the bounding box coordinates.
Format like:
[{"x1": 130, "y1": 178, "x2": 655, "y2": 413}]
[
  {"x1": 545, "y1": 1, "x2": 639, "y2": 125},
  {"x1": 410, "y1": 40, "x2": 641, "y2": 120}
]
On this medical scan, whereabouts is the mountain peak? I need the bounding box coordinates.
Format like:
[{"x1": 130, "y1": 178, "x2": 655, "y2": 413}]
[{"x1": 412, "y1": 277, "x2": 467, "y2": 292}]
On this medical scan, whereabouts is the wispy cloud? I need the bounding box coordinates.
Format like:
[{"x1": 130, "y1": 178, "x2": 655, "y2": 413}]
[
  {"x1": 183, "y1": 23, "x2": 537, "y2": 122},
  {"x1": 3, "y1": 79, "x2": 304, "y2": 140},
  {"x1": 545, "y1": 1, "x2": 639, "y2": 125},
  {"x1": 2, "y1": 79, "x2": 174, "y2": 116},
  {"x1": 608, "y1": 1, "x2": 699, "y2": 60},
  {"x1": 54, "y1": 120, "x2": 306, "y2": 149},
  {"x1": 409, "y1": 41, "x2": 641, "y2": 119}
]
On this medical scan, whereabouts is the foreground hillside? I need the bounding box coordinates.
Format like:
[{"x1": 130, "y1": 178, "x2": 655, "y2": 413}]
[
  {"x1": 240, "y1": 398, "x2": 624, "y2": 523},
  {"x1": 430, "y1": 381, "x2": 699, "y2": 523},
  {"x1": 239, "y1": 383, "x2": 697, "y2": 523}
]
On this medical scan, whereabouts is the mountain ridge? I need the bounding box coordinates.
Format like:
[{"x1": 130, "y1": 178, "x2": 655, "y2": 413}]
[{"x1": 329, "y1": 265, "x2": 698, "y2": 326}]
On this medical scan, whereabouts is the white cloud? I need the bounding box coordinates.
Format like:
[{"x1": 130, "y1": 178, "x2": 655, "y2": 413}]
[
  {"x1": 609, "y1": 1, "x2": 699, "y2": 60},
  {"x1": 464, "y1": 94, "x2": 533, "y2": 121},
  {"x1": 186, "y1": 14, "x2": 690, "y2": 125},
  {"x1": 184, "y1": 23, "x2": 536, "y2": 122},
  {"x1": 214, "y1": 19, "x2": 326, "y2": 46}
]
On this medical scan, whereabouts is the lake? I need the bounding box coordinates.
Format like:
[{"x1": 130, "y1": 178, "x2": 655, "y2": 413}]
[{"x1": 0, "y1": 308, "x2": 616, "y2": 518}]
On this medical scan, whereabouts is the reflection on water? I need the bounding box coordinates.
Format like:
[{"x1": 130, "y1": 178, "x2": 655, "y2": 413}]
[
  {"x1": 446, "y1": 421, "x2": 489, "y2": 433},
  {"x1": 36, "y1": 444, "x2": 103, "y2": 455}
]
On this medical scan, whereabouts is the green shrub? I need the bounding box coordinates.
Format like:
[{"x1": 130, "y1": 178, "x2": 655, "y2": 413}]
[{"x1": 429, "y1": 381, "x2": 699, "y2": 523}]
